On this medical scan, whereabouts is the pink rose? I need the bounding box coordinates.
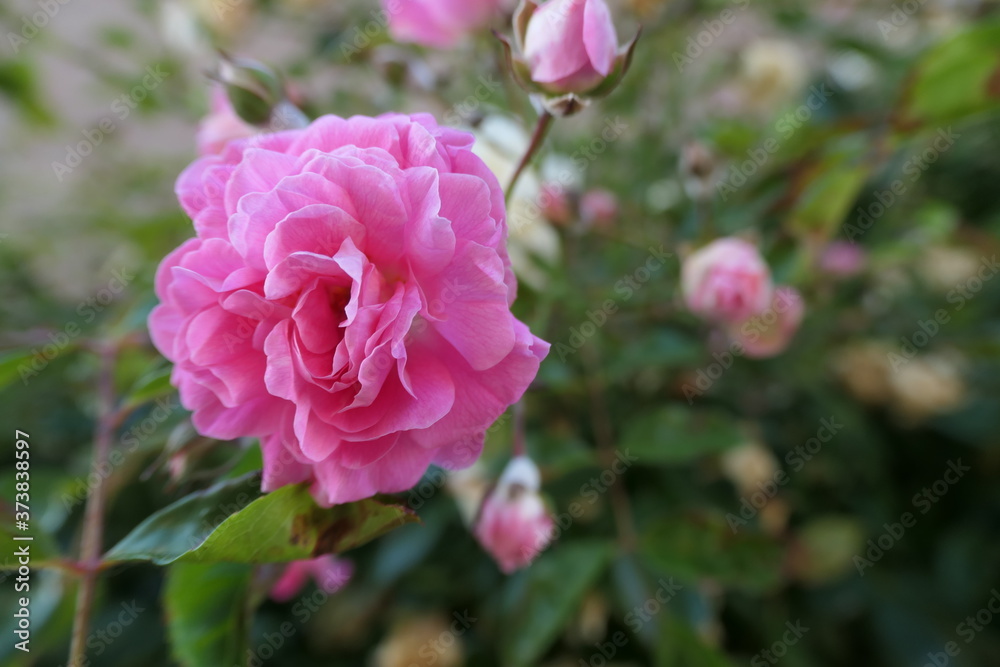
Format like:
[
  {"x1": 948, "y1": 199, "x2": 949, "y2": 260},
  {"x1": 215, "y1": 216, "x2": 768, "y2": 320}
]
[
  {"x1": 579, "y1": 187, "x2": 618, "y2": 227},
  {"x1": 384, "y1": 0, "x2": 508, "y2": 49},
  {"x1": 270, "y1": 556, "x2": 353, "y2": 602},
  {"x1": 682, "y1": 237, "x2": 774, "y2": 324},
  {"x1": 474, "y1": 456, "x2": 554, "y2": 573},
  {"x1": 150, "y1": 113, "x2": 549, "y2": 506},
  {"x1": 196, "y1": 87, "x2": 256, "y2": 156},
  {"x1": 726, "y1": 286, "x2": 804, "y2": 359},
  {"x1": 522, "y1": 0, "x2": 618, "y2": 94}
]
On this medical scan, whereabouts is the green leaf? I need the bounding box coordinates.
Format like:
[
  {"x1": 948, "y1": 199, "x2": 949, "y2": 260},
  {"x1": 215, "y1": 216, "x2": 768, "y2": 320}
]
[
  {"x1": 656, "y1": 614, "x2": 733, "y2": 667},
  {"x1": 619, "y1": 405, "x2": 744, "y2": 465},
  {"x1": 181, "y1": 484, "x2": 418, "y2": 564},
  {"x1": 789, "y1": 516, "x2": 865, "y2": 585},
  {"x1": 787, "y1": 145, "x2": 874, "y2": 239},
  {"x1": 165, "y1": 562, "x2": 252, "y2": 667},
  {"x1": 501, "y1": 540, "x2": 615, "y2": 667},
  {"x1": 0, "y1": 520, "x2": 59, "y2": 571},
  {"x1": 123, "y1": 365, "x2": 175, "y2": 409},
  {"x1": 640, "y1": 513, "x2": 782, "y2": 593},
  {"x1": 105, "y1": 471, "x2": 417, "y2": 565},
  {"x1": 0, "y1": 349, "x2": 34, "y2": 392},
  {"x1": 895, "y1": 20, "x2": 1000, "y2": 132},
  {"x1": 104, "y1": 471, "x2": 264, "y2": 565}
]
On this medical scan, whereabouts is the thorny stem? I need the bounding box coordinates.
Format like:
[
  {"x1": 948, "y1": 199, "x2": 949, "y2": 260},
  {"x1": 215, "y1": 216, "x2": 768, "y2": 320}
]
[
  {"x1": 506, "y1": 110, "x2": 554, "y2": 201},
  {"x1": 68, "y1": 342, "x2": 118, "y2": 667}
]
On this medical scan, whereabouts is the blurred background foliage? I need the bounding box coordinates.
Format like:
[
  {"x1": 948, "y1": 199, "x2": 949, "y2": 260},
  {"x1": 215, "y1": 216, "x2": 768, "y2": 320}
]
[{"x1": 2, "y1": 0, "x2": 1000, "y2": 665}]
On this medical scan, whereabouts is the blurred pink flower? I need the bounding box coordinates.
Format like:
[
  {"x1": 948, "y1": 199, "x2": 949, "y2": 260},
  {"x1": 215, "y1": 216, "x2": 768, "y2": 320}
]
[
  {"x1": 820, "y1": 241, "x2": 866, "y2": 278},
  {"x1": 384, "y1": 0, "x2": 508, "y2": 49},
  {"x1": 579, "y1": 188, "x2": 618, "y2": 227},
  {"x1": 538, "y1": 182, "x2": 572, "y2": 226},
  {"x1": 474, "y1": 456, "x2": 554, "y2": 573},
  {"x1": 150, "y1": 113, "x2": 549, "y2": 506},
  {"x1": 522, "y1": 0, "x2": 619, "y2": 94},
  {"x1": 196, "y1": 87, "x2": 256, "y2": 156},
  {"x1": 270, "y1": 556, "x2": 353, "y2": 602},
  {"x1": 682, "y1": 237, "x2": 774, "y2": 324},
  {"x1": 727, "y1": 286, "x2": 805, "y2": 359}
]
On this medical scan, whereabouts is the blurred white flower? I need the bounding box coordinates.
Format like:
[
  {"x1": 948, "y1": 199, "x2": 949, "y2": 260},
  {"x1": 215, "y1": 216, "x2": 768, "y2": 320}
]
[
  {"x1": 720, "y1": 440, "x2": 779, "y2": 496},
  {"x1": 739, "y1": 39, "x2": 809, "y2": 112},
  {"x1": 472, "y1": 115, "x2": 561, "y2": 290},
  {"x1": 888, "y1": 353, "x2": 966, "y2": 422}
]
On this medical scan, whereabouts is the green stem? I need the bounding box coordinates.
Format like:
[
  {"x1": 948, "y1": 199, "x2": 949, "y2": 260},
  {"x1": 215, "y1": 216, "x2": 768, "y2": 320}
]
[{"x1": 506, "y1": 110, "x2": 554, "y2": 202}]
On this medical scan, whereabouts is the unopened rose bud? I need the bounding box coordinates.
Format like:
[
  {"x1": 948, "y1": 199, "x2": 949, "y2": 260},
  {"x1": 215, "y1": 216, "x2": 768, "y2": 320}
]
[
  {"x1": 196, "y1": 86, "x2": 256, "y2": 155},
  {"x1": 682, "y1": 238, "x2": 774, "y2": 324},
  {"x1": 523, "y1": 0, "x2": 617, "y2": 94},
  {"x1": 214, "y1": 55, "x2": 308, "y2": 130},
  {"x1": 726, "y1": 286, "x2": 805, "y2": 359},
  {"x1": 580, "y1": 188, "x2": 618, "y2": 227},
  {"x1": 497, "y1": 0, "x2": 640, "y2": 116},
  {"x1": 539, "y1": 182, "x2": 573, "y2": 226},
  {"x1": 269, "y1": 556, "x2": 353, "y2": 602},
  {"x1": 474, "y1": 456, "x2": 554, "y2": 573}
]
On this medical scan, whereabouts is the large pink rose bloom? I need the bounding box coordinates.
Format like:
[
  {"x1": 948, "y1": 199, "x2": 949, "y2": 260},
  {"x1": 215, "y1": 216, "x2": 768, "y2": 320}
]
[
  {"x1": 682, "y1": 237, "x2": 774, "y2": 324},
  {"x1": 384, "y1": 0, "x2": 508, "y2": 49},
  {"x1": 150, "y1": 113, "x2": 549, "y2": 506},
  {"x1": 523, "y1": 0, "x2": 618, "y2": 94}
]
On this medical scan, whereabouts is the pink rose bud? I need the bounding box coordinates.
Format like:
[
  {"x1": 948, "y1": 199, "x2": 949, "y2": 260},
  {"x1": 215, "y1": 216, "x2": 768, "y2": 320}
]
[
  {"x1": 580, "y1": 188, "x2": 618, "y2": 227},
  {"x1": 819, "y1": 241, "x2": 866, "y2": 278},
  {"x1": 523, "y1": 0, "x2": 618, "y2": 94},
  {"x1": 726, "y1": 286, "x2": 804, "y2": 359},
  {"x1": 196, "y1": 87, "x2": 256, "y2": 156},
  {"x1": 270, "y1": 556, "x2": 354, "y2": 602},
  {"x1": 682, "y1": 237, "x2": 774, "y2": 324},
  {"x1": 539, "y1": 182, "x2": 573, "y2": 225},
  {"x1": 474, "y1": 456, "x2": 554, "y2": 573},
  {"x1": 497, "y1": 0, "x2": 639, "y2": 116},
  {"x1": 385, "y1": 0, "x2": 509, "y2": 49}
]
